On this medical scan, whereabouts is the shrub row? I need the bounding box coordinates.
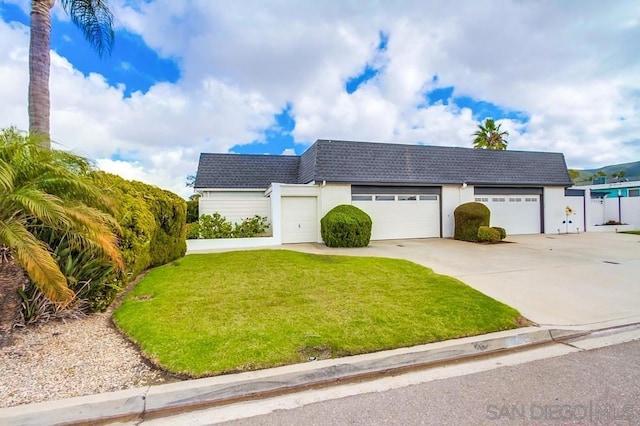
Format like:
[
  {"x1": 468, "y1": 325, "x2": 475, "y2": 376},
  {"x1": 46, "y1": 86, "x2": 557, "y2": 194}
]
[
  {"x1": 188, "y1": 213, "x2": 269, "y2": 239},
  {"x1": 93, "y1": 172, "x2": 187, "y2": 278}
]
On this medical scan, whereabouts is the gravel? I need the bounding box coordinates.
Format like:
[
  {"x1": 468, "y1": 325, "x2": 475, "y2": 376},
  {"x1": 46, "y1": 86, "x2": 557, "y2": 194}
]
[{"x1": 0, "y1": 312, "x2": 177, "y2": 409}]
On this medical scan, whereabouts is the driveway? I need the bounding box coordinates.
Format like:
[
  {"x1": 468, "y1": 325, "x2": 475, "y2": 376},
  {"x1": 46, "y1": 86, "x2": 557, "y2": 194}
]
[{"x1": 285, "y1": 232, "x2": 640, "y2": 328}]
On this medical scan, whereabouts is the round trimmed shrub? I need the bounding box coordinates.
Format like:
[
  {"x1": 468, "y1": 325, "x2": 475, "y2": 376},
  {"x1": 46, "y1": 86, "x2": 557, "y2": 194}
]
[
  {"x1": 492, "y1": 226, "x2": 507, "y2": 240},
  {"x1": 454, "y1": 202, "x2": 490, "y2": 242},
  {"x1": 478, "y1": 226, "x2": 501, "y2": 243},
  {"x1": 321, "y1": 205, "x2": 372, "y2": 248}
]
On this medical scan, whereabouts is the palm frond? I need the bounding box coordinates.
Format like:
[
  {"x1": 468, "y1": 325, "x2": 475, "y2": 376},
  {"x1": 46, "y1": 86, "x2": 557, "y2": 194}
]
[
  {"x1": 4, "y1": 187, "x2": 70, "y2": 228},
  {"x1": 60, "y1": 203, "x2": 124, "y2": 271},
  {"x1": 60, "y1": 0, "x2": 114, "y2": 57},
  {"x1": 0, "y1": 221, "x2": 73, "y2": 303}
]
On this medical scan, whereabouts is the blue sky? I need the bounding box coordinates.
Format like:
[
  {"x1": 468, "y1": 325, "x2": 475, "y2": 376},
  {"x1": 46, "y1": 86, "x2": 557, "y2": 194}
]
[{"x1": 0, "y1": 1, "x2": 637, "y2": 197}]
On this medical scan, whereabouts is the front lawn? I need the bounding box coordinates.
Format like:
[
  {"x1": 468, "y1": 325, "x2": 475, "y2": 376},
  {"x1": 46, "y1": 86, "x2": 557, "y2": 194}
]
[
  {"x1": 114, "y1": 250, "x2": 521, "y2": 377},
  {"x1": 621, "y1": 230, "x2": 640, "y2": 235}
]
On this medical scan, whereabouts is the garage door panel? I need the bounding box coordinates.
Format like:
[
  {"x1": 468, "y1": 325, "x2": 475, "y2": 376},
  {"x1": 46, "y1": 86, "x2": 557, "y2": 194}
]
[
  {"x1": 282, "y1": 197, "x2": 318, "y2": 243},
  {"x1": 353, "y1": 196, "x2": 440, "y2": 240},
  {"x1": 476, "y1": 195, "x2": 540, "y2": 234}
]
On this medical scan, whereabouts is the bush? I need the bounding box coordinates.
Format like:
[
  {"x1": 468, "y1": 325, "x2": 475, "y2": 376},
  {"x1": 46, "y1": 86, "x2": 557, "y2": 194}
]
[
  {"x1": 193, "y1": 213, "x2": 270, "y2": 239},
  {"x1": 93, "y1": 172, "x2": 187, "y2": 277},
  {"x1": 186, "y1": 194, "x2": 200, "y2": 223},
  {"x1": 198, "y1": 213, "x2": 234, "y2": 238},
  {"x1": 492, "y1": 226, "x2": 507, "y2": 240},
  {"x1": 233, "y1": 215, "x2": 270, "y2": 238},
  {"x1": 477, "y1": 226, "x2": 501, "y2": 243},
  {"x1": 454, "y1": 202, "x2": 490, "y2": 242},
  {"x1": 321, "y1": 205, "x2": 372, "y2": 248},
  {"x1": 185, "y1": 222, "x2": 200, "y2": 239}
]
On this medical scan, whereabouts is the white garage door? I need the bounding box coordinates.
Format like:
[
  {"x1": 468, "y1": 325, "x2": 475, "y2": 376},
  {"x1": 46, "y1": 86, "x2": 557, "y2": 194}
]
[
  {"x1": 475, "y1": 195, "x2": 541, "y2": 234},
  {"x1": 281, "y1": 197, "x2": 318, "y2": 243},
  {"x1": 353, "y1": 194, "x2": 440, "y2": 240}
]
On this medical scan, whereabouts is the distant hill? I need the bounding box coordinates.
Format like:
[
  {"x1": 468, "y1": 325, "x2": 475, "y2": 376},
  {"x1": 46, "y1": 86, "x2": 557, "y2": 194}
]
[{"x1": 571, "y1": 160, "x2": 640, "y2": 184}]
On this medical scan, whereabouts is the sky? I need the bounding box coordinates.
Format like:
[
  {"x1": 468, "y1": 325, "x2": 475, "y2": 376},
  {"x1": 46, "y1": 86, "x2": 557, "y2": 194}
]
[{"x1": 0, "y1": 0, "x2": 638, "y2": 198}]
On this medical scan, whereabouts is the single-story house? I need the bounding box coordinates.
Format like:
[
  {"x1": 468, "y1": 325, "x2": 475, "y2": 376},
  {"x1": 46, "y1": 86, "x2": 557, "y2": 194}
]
[
  {"x1": 572, "y1": 180, "x2": 640, "y2": 199},
  {"x1": 194, "y1": 139, "x2": 577, "y2": 244}
]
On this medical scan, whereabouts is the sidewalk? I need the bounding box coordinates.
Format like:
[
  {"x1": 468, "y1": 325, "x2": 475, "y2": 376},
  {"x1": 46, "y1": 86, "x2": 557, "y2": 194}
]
[{"x1": 2, "y1": 323, "x2": 640, "y2": 426}]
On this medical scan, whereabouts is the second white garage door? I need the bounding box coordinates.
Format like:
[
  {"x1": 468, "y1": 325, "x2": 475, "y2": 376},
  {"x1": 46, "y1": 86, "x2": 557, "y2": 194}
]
[
  {"x1": 475, "y1": 195, "x2": 541, "y2": 234},
  {"x1": 353, "y1": 194, "x2": 440, "y2": 240},
  {"x1": 281, "y1": 196, "x2": 318, "y2": 243}
]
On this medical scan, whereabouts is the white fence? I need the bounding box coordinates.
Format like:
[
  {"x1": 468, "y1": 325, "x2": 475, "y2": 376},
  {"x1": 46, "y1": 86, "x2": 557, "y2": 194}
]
[{"x1": 587, "y1": 196, "x2": 640, "y2": 231}]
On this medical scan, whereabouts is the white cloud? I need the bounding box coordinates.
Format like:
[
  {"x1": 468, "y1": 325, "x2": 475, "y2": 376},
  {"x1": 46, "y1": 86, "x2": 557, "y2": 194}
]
[
  {"x1": 281, "y1": 148, "x2": 296, "y2": 156},
  {"x1": 1, "y1": 0, "x2": 639, "y2": 203}
]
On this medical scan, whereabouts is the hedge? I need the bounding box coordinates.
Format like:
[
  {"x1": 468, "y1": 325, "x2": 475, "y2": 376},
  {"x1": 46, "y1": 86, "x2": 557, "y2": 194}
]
[
  {"x1": 454, "y1": 202, "x2": 490, "y2": 242},
  {"x1": 477, "y1": 226, "x2": 501, "y2": 243},
  {"x1": 93, "y1": 172, "x2": 187, "y2": 278},
  {"x1": 321, "y1": 205, "x2": 372, "y2": 247}
]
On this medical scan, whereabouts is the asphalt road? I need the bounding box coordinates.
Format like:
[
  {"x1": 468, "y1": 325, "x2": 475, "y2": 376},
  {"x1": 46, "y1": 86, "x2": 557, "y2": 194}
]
[{"x1": 222, "y1": 339, "x2": 640, "y2": 426}]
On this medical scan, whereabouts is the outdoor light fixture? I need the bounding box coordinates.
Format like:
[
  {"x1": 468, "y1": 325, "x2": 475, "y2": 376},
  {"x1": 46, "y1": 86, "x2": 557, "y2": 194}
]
[{"x1": 618, "y1": 190, "x2": 622, "y2": 224}]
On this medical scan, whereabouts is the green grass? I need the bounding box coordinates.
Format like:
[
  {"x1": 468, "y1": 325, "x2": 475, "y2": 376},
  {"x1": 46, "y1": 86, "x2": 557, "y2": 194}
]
[
  {"x1": 621, "y1": 230, "x2": 640, "y2": 235},
  {"x1": 113, "y1": 250, "x2": 522, "y2": 377}
]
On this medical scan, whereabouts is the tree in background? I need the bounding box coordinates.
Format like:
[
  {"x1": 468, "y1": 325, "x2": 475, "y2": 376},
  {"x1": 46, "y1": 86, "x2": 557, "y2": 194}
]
[
  {"x1": 472, "y1": 118, "x2": 509, "y2": 150},
  {"x1": 29, "y1": 0, "x2": 114, "y2": 144},
  {"x1": 568, "y1": 169, "x2": 580, "y2": 183},
  {"x1": 186, "y1": 194, "x2": 201, "y2": 223}
]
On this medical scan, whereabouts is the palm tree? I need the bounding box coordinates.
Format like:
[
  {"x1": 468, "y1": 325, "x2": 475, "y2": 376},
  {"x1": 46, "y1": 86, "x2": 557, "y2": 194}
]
[
  {"x1": 472, "y1": 118, "x2": 509, "y2": 150},
  {"x1": 0, "y1": 128, "x2": 123, "y2": 332},
  {"x1": 29, "y1": 0, "x2": 114, "y2": 145}
]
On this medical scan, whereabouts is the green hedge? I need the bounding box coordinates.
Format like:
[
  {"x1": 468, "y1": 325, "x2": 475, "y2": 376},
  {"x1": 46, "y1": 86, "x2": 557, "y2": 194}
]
[
  {"x1": 477, "y1": 226, "x2": 501, "y2": 243},
  {"x1": 321, "y1": 205, "x2": 372, "y2": 248},
  {"x1": 454, "y1": 202, "x2": 490, "y2": 242},
  {"x1": 93, "y1": 172, "x2": 187, "y2": 278},
  {"x1": 492, "y1": 226, "x2": 507, "y2": 240}
]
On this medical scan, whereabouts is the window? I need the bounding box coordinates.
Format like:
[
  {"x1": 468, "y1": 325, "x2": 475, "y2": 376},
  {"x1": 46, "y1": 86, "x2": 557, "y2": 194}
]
[
  {"x1": 419, "y1": 195, "x2": 438, "y2": 201},
  {"x1": 509, "y1": 198, "x2": 522, "y2": 202},
  {"x1": 375, "y1": 195, "x2": 395, "y2": 201},
  {"x1": 398, "y1": 195, "x2": 417, "y2": 201},
  {"x1": 629, "y1": 189, "x2": 639, "y2": 197},
  {"x1": 352, "y1": 195, "x2": 372, "y2": 201},
  {"x1": 524, "y1": 197, "x2": 537, "y2": 202},
  {"x1": 475, "y1": 197, "x2": 488, "y2": 202},
  {"x1": 492, "y1": 197, "x2": 506, "y2": 202}
]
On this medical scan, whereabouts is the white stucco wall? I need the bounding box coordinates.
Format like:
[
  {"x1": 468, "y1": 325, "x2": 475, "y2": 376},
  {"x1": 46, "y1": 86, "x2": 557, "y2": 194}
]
[
  {"x1": 562, "y1": 195, "x2": 586, "y2": 233},
  {"x1": 199, "y1": 193, "x2": 271, "y2": 225},
  {"x1": 441, "y1": 184, "x2": 475, "y2": 238},
  {"x1": 543, "y1": 187, "x2": 568, "y2": 234},
  {"x1": 321, "y1": 184, "x2": 352, "y2": 217}
]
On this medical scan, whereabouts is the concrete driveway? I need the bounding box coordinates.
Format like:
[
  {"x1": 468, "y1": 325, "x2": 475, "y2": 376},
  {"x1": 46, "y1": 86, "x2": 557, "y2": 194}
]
[{"x1": 286, "y1": 232, "x2": 640, "y2": 328}]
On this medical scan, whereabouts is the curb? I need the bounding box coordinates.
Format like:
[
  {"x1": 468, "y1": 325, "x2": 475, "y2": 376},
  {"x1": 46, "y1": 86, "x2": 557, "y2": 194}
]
[{"x1": 0, "y1": 326, "x2": 592, "y2": 425}]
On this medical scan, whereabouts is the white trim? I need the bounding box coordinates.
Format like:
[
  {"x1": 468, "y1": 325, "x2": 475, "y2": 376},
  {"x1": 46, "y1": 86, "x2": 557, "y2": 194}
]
[
  {"x1": 186, "y1": 237, "x2": 279, "y2": 253},
  {"x1": 196, "y1": 188, "x2": 267, "y2": 192}
]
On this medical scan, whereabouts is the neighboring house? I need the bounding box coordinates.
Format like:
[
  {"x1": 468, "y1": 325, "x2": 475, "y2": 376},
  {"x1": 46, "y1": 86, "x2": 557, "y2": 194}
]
[
  {"x1": 194, "y1": 139, "x2": 577, "y2": 244},
  {"x1": 573, "y1": 180, "x2": 640, "y2": 199},
  {"x1": 571, "y1": 180, "x2": 640, "y2": 230}
]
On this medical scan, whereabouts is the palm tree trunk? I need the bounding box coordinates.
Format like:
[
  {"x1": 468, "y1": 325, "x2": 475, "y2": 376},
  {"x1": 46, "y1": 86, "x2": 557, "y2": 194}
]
[
  {"x1": 29, "y1": 0, "x2": 56, "y2": 147},
  {"x1": 0, "y1": 247, "x2": 28, "y2": 335}
]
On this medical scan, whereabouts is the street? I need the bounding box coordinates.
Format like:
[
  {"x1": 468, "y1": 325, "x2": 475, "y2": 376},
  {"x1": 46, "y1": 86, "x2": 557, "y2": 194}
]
[
  {"x1": 223, "y1": 339, "x2": 640, "y2": 426},
  {"x1": 141, "y1": 330, "x2": 640, "y2": 426}
]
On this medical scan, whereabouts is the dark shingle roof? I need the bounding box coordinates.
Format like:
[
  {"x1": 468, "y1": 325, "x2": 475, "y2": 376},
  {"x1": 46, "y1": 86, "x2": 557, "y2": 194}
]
[
  {"x1": 195, "y1": 140, "x2": 572, "y2": 189},
  {"x1": 194, "y1": 153, "x2": 299, "y2": 189}
]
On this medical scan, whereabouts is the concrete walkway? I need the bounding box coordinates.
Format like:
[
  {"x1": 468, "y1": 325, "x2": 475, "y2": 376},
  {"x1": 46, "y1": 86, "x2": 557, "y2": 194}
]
[{"x1": 285, "y1": 232, "x2": 640, "y2": 328}]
